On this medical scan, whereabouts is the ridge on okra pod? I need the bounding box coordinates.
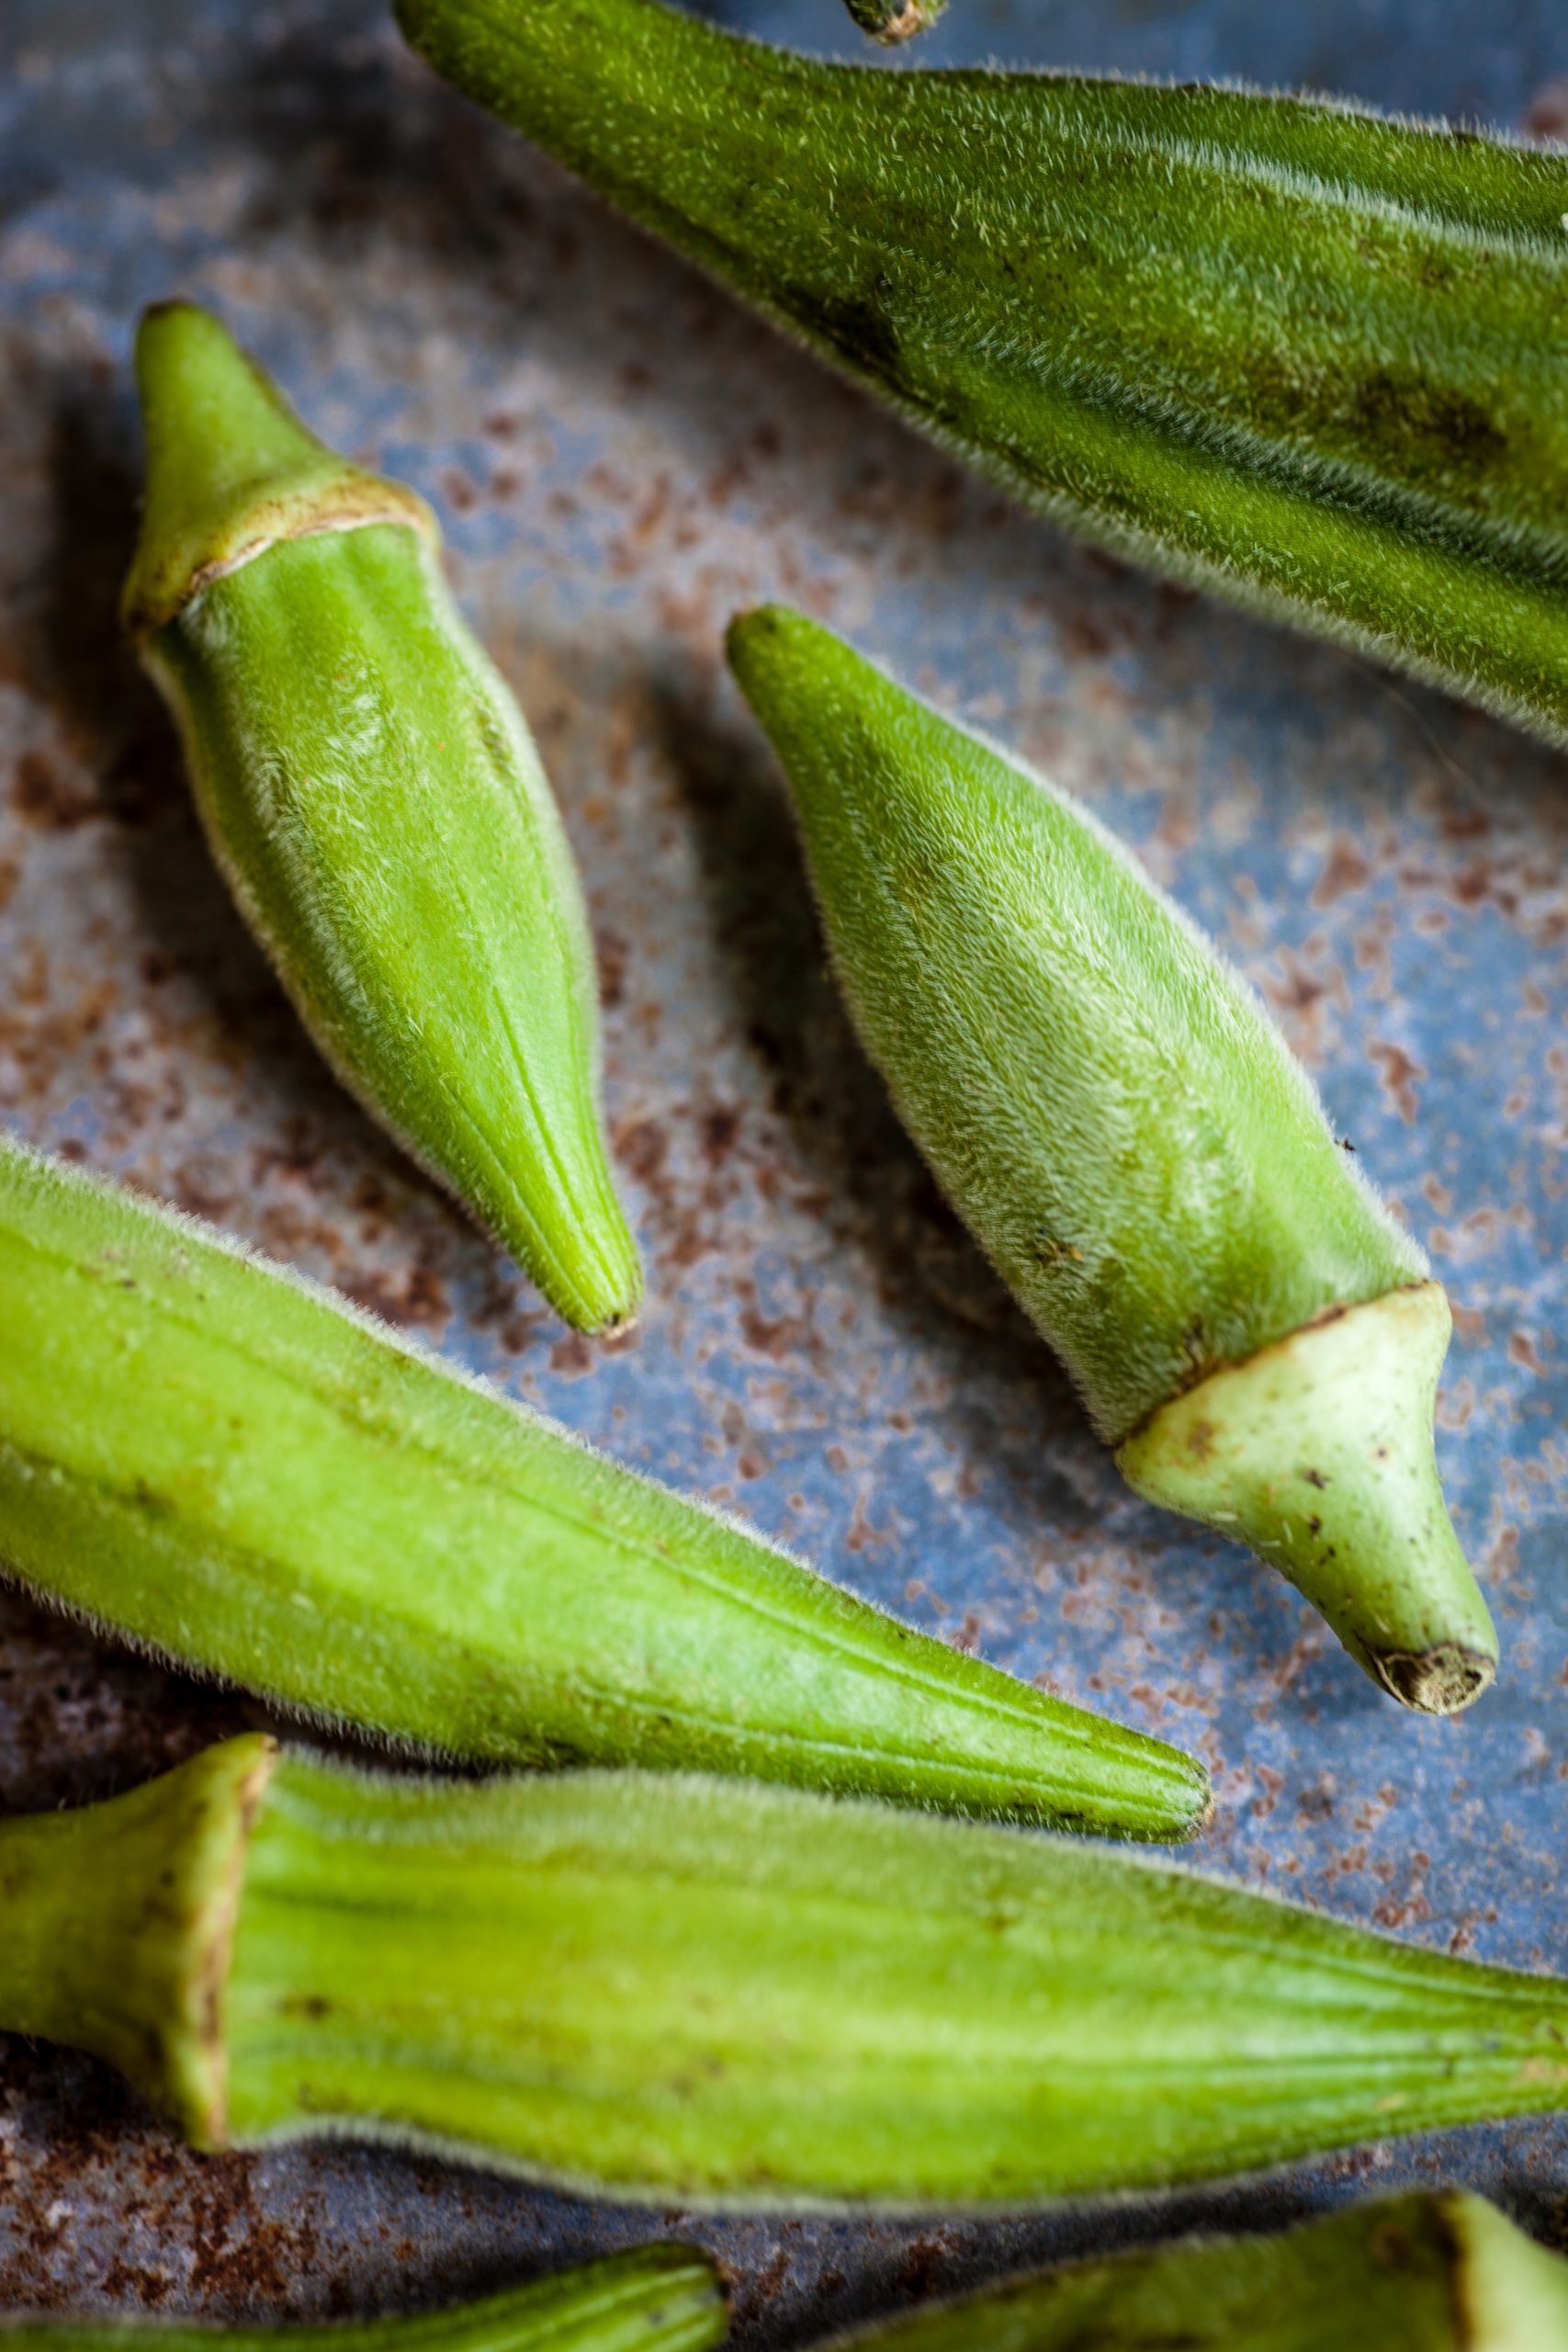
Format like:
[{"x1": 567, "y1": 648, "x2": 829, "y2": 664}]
[
  {"x1": 0, "y1": 2255, "x2": 727, "y2": 2352},
  {"x1": 0, "y1": 1131, "x2": 1207, "y2": 1839},
  {"x1": 726, "y1": 605, "x2": 1495, "y2": 1715},
  {"x1": 394, "y1": 0, "x2": 1568, "y2": 748},
  {"x1": 823, "y1": 2190, "x2": 1568, "y2": 2351},
  {"x1": 122, "y1": 300, "x2": 640, "y2": 1335},
  {"x1": 6, "y1": 1736, "x2": 1568, "y2": 2204}
]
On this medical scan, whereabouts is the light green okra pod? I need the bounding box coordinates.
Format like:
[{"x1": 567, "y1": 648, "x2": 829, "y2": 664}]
[
  {"x1": 123, "y1": 301, "x2": 638, "y2": 1334},
  {"x1": 0, "y1": 1132, "x2": 1206, "y2": 1838},
  {"x1": 6, "y1": 1736, "x2": 1568, "y2": 2202},
  {"x1": 394, "y1": 0, "x2": 1568, "y2": 747},
  {"x1": 0, "y1": 2256, "x2": 725, "y2": 2352},
  {"x1": 824, "y1": 2191, "x2": 1568, "y2": 2351},
  {"x1": 726, "y1": 606, "x2": 1495, "y2": 1714}
]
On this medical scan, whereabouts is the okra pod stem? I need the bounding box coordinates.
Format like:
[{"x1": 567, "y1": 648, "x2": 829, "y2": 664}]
[
  {"x1": 123, "y1": 301, "x2": 639, "y2": 1334},
  {"x1": 0, "y1": 2256, "x2": 725, "y2": 2352},
  {"x1": 826, "y1": 2191, "x2": 1568, "y2": 2350},
  {"x1": 726, "y1": 607, "x2": 1495, "y2": 1713},
  {"x1": 0, "y1": 1133, "x2": 1206, "y2": 1838},
  {"x1": 395, "y1": 0, "x2": 1568, "y2": 746},
  {"x1": 6, "y1": 1736, "x2": 1568, "y2": 2203}
]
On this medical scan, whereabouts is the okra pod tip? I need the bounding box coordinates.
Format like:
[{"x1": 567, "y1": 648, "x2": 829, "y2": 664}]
[
  {"x1": 122, "y1": 300, "x2": 642, "y2": 1334},
  {"x1": 727, "y1": 604, "x2": 1495, "y2": 1714}
]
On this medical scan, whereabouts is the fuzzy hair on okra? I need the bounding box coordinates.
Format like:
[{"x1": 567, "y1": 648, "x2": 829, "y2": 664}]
[
  {"x1": 122, "y1": 300, "x2": 639, "y2": 1335},
  {"x1": 726, "y1": 606, "x2": 1495, "y2": 1714},
  {"x1": 5, "y1": 1736, "x2": 1568, "y2": 2206},
  {"x1": 0, "y1": 2256, "x2": 727, "y2": 2352},
  {"x1": 0, "y1": 1129, "x2": 1207, "y2": 1838},
  {"x1": 395, "y1": 0, "x2": 1568, "y2": 748}
]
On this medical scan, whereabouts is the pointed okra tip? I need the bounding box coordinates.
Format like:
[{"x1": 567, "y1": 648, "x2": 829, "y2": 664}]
[
  {"x1": 122, "y1": 299, "x2": 431, "y2": 641},
  {"x1": 725, "y1": 603, "x2": 860, "y2": 775},
  {"x1": 1118, "y1": 1283, "x2": 1497, "y2": 1716}
]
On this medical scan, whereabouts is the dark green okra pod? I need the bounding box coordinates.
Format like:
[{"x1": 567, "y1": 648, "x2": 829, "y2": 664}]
[
  {"x1": 0, "y1": 2256, "x2": 726, "y2": 2352},
  {"x1": 727, "y1": 607, "x2": 1495, "y2": 1714},
  {"x1": 395, "y1": 0, "x2": 1568, "y2": 746},
  {"x1": 6, "y1": 1736, "x2": 1568, "y2": 2201},
  {"x1": 123, "y1": 301, "x2": 638, "y2": 1334},
  {"x1": 0, "y1": 1132, "x2": 1206, "y2": 1838},
  {"x1": 824, "y1": 2191, "x2": 1568, "y2": 2350}
]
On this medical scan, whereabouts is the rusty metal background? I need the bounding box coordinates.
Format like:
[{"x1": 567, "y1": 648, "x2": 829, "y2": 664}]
[{"x1": 5, "y1": 0, "x2": 1568, "y2": 2335}]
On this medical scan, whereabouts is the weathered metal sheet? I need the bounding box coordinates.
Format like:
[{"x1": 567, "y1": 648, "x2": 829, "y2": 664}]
[{"x1": 4, "y1": 0, "x2": 1568, "y2": 2335}]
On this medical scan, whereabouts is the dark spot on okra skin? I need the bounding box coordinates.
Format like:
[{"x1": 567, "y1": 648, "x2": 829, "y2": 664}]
[
  {"x1": 1345, "y1": 370, "x2": 1509, "y2": 487},
  {"x1": 281, "y1": 1994, "x2": 334, "y2": 2019},
  {"x1": 1369, "y1": 2222, "x2": 1416, "y2": 2272},
  {"x1": 1303, "y1": 1467, "x2": 1330, "y2": 1489},
  {"x1": 1183, "y1": 1418, "x2": 1218, "y2": 1464},
  {"x1": 783, "y1": 284, "x2": 904, "y2": 382}
]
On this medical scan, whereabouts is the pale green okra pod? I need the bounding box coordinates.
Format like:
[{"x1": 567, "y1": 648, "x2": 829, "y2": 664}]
[
  {"x1": 0, "y1": 1132, "x2": 1206, "y2": 1838},
  {"x1": 826, "y1": 2191, "x2": 1568, "y2": 2351},
  {"x1": 394, "y1": 0, "x2": 1568, "y2": 747},
  {"x1": 0, "y1": 2256, "x2": 726, "y2": 2352},
  {"x1": 123, "y1": 301, "x2": 638, "y2": 1334},
  {"x1": 727, "y1": 606, "x2": 1495, "y2": 1715},
  {"x1": 5, "y1": 1736, "x2": 1568, "y2": 2202}
]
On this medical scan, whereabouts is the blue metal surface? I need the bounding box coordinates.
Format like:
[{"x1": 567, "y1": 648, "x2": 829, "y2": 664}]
[{"x1": 3, "y1": 0, "x2": 1568, "y2": 2332}]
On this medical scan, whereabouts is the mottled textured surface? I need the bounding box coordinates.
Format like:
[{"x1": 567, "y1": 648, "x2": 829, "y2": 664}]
[{"x1": 3, "y1": 0, "x2": 1568, "y2": 2335}]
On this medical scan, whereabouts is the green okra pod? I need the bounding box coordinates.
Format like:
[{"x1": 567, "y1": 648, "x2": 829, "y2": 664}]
[
  {"x1": 123, "y1": 301, "x2": 638, "y2": 1334},
  {"x1": 825, "y1": 2190, "x2": 1568, "y2": 2351},
  {"x1": 726, "y1": 606, "x2": 1495, "y2": 1714},
  {"x1": 395, "y1": 0, "x2": 1568, "y2": 746},
  {"x1": 0, "y1": 2256, "x2": 726, "y2": 2352},
  {"x1": 6, "y1": 1736, "x2": 1568, "y2": 2202},
  {"x1": 0, "y1": 1132, "x2": 1206, "y2": 1838}
]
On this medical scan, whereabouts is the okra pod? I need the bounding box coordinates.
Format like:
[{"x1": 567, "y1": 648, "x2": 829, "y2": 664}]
[
  {"x1": 0, "y1": 1132, "x2": 1206, "y2": 1837},
  {"x1": 827, "y1": 2191, "x2": 1568, "y2": 2350},
  {"x1": 0, "y1": 2256, "x2": 725, "y2": 2352},
  {"x1": 122, "y1": 301, "x2": 639, "y2": 1333},
  {"x1": 395, "y1": 0, "x2": 1568, "y2": 746},
  {"x1": 727, "y1": 606, "x2": 1495, "y2": 1713},
  {"x1": 6, "y1": 1736, "x2": 1568, "y2": 2202}
]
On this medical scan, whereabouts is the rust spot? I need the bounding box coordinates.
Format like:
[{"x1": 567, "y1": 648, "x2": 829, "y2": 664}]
[
  {"x1": 701, "y1": 1103, "x2": 741, "y2": 1163},
  {"x1": 616, "y1": 1116, "x2": 669, "y2": 1186},
  {"x1": 13, "y1": 748, "x2": 98, "y2": 831},
  {"x1": 1312, "y1": 834, "x2": 1370, "y2": 908},
  {"x1": 1183, "y1": 1417, "x2": 1217, "y2": 1464},
  {"x1": 595, "y1": 928, "x2": 628, "y2": 1009},
  {"x1": 335, "y1": 1262, "x2": 450, "y2": 1329},
  {"x1": 1367, "y1": 1037, "x2": 1425, "y2": 1124},
  {"x1": 1523, "y1": 77, "x2": 1568, "y2": 143}
]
